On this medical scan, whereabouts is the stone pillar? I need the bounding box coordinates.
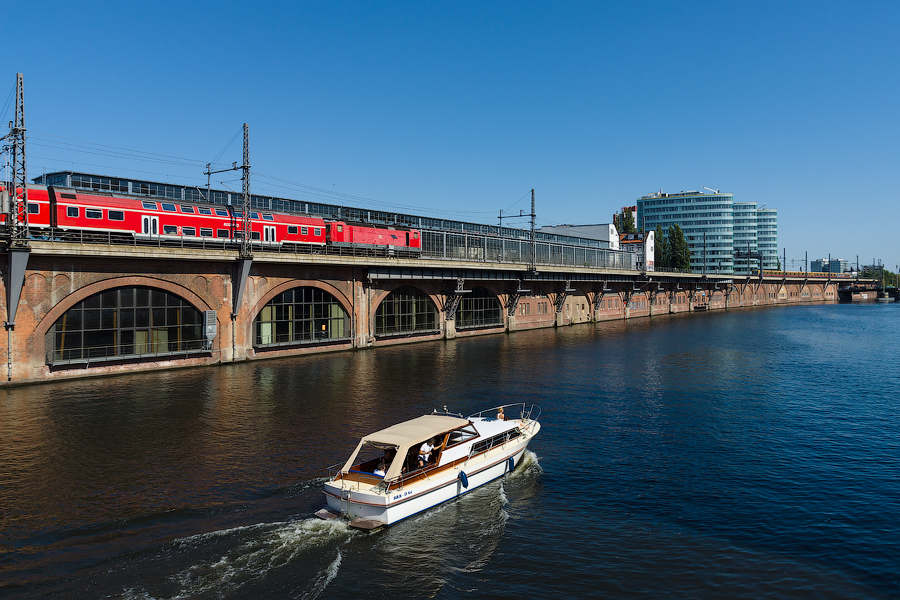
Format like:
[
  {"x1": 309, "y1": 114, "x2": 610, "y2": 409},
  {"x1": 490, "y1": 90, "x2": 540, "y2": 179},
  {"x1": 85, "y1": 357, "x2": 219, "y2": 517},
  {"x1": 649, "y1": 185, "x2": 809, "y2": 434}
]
[
  {"x1": 507, "y1": 313, "x2": 517, "y2": 332},
  {"x1": 444, "y1": 315, "x2": 457, "y2": 340}
]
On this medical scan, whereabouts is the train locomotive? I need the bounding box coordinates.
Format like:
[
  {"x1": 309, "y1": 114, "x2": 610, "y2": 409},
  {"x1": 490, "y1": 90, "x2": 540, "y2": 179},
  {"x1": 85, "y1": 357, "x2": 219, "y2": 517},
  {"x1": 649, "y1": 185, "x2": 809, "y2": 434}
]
[{"x1": 0, "y1": 184, "x2": 422, "y2": 254}]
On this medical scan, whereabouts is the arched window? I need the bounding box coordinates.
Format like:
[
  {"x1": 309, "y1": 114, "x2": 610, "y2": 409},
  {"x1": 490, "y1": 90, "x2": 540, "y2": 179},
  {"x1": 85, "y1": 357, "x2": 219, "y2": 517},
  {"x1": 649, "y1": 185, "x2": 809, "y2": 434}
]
[
  {"x1": 456, "y1": 287, "x2": 502, "y2": 329},
  {"x1": 49, "y1": 287, "x2": 205, "y2": 364},
  {"x1": 374, "y1": 286, "x2": 438, "y2": 336},
  {"x1": 254, "y1": 287, "x2": 350, "y2": 347}
]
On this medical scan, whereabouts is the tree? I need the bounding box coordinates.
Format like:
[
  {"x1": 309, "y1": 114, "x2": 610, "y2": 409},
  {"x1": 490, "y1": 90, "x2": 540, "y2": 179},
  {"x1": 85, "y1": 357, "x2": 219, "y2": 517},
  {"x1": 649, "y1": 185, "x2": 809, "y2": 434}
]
[
  {"x1": 654, "y1": 224, "x2": 668, "y2": 269},
  {"x1": 620, "y1": 207, "x2": 636, "y2": 234},
  {"x1": 667, "y1": 224, "x2": 691, "y2": 271}
]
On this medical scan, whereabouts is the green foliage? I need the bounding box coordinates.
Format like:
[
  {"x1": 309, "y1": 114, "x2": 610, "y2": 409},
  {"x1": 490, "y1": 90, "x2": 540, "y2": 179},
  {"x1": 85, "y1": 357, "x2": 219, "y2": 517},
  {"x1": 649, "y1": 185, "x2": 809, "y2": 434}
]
[
  {"x1": 654, "y1": 224, "x2": 668, "y2": 269},
  {"x1": 667, "y1": 224, "x2": 691, "y2": 271},
  {"x1": 621, "y1": 208, "x2": 636, "y2": 234}
]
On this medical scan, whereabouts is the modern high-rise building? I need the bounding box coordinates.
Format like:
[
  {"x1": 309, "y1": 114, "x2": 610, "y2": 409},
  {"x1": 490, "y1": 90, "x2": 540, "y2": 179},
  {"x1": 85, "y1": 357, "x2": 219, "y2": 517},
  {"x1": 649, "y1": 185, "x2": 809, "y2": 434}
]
[
  {"x1": 636, "y1": 190, "x2": 734, "y2": 273},
  {"x1": 757, "y1": 208, "x2": 779, "y2": 270},
  {"x1": 733, "y1": 202, "x2": 759, "y2": 276},
  {"x1": 636, "y1": 190, "x2": 778, "y2": 274}
]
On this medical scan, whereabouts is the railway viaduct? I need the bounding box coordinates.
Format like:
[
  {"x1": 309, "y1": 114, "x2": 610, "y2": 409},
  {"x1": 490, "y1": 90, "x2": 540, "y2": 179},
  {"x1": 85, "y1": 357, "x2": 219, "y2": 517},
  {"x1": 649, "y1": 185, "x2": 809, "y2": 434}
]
[{"x1": 1, "y1": 240, "x2": 848, "y2": 385}]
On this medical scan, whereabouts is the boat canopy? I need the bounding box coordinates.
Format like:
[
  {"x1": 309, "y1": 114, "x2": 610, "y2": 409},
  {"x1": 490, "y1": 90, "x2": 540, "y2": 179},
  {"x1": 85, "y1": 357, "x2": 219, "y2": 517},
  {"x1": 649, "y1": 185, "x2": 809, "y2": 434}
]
[{"x1": 341, "y1": 414, "x2": 470, "y2": 479}]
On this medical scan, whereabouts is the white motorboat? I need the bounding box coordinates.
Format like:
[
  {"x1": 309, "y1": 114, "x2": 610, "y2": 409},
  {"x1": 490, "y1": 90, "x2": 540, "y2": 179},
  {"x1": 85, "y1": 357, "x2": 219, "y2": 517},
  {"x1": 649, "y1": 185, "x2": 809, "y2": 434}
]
[{"x1": 320, "y1": 404, "x2": 541, "y2": 528}]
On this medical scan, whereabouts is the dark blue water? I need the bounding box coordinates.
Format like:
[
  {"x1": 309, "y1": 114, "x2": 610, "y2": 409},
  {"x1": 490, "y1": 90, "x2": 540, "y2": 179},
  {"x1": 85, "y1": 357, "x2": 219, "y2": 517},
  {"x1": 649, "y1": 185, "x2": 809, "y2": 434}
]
[{"x1": 1, "y1": 304, "x2": 898, "y2": 598}]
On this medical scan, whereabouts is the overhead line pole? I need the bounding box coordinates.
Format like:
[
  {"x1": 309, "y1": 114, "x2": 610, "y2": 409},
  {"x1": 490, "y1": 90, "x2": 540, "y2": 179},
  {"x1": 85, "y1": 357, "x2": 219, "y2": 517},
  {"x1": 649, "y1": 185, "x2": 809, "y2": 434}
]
[
  {"x1": 530, "y1": 189, "x2": 536, "y2": 273},
  {"x1": 2, "y1": 73, "x2": 31, "y2": 381}
]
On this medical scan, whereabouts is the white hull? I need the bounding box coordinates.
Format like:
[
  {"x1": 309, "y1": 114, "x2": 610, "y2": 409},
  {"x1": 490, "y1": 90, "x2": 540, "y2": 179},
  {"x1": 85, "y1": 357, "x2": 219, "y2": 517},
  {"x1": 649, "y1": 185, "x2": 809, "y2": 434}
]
[{"x1": 324, "y1": 421, "x2": 539, "y2": 525}]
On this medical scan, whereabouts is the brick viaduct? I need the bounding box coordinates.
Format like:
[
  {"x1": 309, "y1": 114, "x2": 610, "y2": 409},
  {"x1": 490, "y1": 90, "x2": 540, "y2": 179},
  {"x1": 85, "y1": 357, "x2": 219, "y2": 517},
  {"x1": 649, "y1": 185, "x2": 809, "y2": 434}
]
[{"x1": 0, "y1": 242, "x2": 845, "y2": 385}]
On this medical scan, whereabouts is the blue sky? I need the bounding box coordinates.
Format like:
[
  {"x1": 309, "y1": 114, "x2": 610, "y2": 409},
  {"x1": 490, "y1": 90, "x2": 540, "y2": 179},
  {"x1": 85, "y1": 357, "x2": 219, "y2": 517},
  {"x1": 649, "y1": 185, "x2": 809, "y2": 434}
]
[{"x1": 5, "y1": 1, "x2": 899, "y2": 270}]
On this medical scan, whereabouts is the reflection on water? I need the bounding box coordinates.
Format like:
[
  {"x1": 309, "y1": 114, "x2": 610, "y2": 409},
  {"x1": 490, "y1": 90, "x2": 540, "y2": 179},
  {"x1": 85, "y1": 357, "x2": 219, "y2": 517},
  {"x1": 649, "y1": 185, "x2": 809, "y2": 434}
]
[{"x1": 2, "y1": 305, "x2": 899, "y2": 598}]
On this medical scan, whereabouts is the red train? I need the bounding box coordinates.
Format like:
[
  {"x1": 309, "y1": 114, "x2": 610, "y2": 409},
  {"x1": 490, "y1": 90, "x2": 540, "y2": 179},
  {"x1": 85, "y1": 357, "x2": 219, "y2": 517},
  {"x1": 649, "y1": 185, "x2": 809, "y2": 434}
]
[{"x1": 0, "y1": 184, "x2": 422, "y2": 253}]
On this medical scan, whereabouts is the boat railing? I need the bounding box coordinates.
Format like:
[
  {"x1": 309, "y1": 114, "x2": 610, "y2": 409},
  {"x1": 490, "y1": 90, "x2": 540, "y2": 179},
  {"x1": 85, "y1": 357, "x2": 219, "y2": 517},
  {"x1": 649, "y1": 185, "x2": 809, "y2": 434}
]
[
  {"x1": 468, "y1": 402, "x2": 540, "y2": 424},
  {"x1": 326, "y1": 462, "x2": 345, "y2": 482}
]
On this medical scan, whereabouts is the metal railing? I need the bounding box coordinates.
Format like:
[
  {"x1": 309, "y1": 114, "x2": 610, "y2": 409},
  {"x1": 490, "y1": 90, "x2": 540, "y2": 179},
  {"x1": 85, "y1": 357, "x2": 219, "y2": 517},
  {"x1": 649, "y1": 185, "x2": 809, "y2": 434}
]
[{"x1": 46, "y1": 337, "x2": 216, "y2": 366}]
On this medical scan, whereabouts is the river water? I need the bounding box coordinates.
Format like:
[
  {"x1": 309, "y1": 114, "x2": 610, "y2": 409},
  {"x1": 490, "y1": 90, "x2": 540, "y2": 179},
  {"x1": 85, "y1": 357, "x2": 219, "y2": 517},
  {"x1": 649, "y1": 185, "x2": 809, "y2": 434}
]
[{"x1": 1, "y1": 303, "x2": 898, "y2": 599}]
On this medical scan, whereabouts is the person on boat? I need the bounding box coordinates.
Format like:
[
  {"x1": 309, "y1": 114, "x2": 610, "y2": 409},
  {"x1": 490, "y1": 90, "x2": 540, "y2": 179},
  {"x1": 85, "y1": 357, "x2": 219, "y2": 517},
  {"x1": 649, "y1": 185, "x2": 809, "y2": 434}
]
[
  {"x1": 374, "y1": 458, "x2": 386, "y2": 477},
  {"x1": 497, "y1": 407, "x2": 507, "y2": 421},
  {"x1": 418, "y1": 439, "x2": 434, "y2": 469}
]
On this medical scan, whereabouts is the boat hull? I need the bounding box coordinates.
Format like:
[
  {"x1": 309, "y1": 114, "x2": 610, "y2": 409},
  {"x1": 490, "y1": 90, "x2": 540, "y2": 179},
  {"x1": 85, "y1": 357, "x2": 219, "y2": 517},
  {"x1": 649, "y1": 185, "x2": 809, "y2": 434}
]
[{"x1": 324, "y1": 421, "x2": 539, "y2": 525}]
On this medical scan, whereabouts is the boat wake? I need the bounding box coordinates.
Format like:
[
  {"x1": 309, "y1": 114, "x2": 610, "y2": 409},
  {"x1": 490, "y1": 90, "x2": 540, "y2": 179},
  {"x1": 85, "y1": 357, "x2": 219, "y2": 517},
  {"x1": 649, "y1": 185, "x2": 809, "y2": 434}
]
[{"x1": 121, "y1": 517, "x2": 354, "y2": 600}]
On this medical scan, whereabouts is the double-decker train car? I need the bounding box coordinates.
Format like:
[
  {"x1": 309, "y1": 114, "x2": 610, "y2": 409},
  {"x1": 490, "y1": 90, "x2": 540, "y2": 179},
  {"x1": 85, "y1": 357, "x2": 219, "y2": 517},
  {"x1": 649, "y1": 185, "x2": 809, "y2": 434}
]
[
  {"x1": 326, "y1": 221, "x2": 421, "y2": 252},
  {"x1": 2, "y1": 184, "x2": 423, "y2": 253},
  {"x1": 0, "y1": 184, "x2": 53, "y2": 229},
  {"x1": 48, "y1": 187, "x2": 328, "y2": 247}
]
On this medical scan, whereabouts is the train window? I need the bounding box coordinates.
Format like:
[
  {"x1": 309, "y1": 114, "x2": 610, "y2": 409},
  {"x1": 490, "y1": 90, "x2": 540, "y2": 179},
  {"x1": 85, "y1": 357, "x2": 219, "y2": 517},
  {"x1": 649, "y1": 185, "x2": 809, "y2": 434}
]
[
  {"x1": 28, "y1": 203, "x2": 39, "y2": 214},
  {"x1": 161, "y1": 203, "x2": 177, "y2": 212},
  {"x1": 61, "y1": 193, "x2": 77, "y2": 200},
  {"x1": 141, "y1": 201, "x2": 157, "y2": 209},
  {"x1": 109, "y1": 210, "x2": 125, "y2": 221},
  {"x1": 217, "y1": 229, "x2": 230, "y2": 238},
  {"x1": 86, "y1": 209, "x2": 103, "y2": 219},
  {"x1": 336, "y1": 225, "x2": 343, "y2": 232},
  {"x1": 163, "y1": 225, "x2": 178, "y2": 234},
  {"x1": 251, "y1": 212, "x2": 259, "y2": 219},
  {"x1": 314, "y1": 228, "x2": 322, "y2": 236},
  {"x1": 233, "y1": 211, "x2": 243, "y2": 218},
  {"x1": 215, "y1": 209, "x2": 228, "y2": 217},
  {"x1": 67, "y1": 207, "x2": 79, "y2": 218},
  {"x1": 413, "y1": 232, "x2": 419, "y2": 239},
  {"x1": 301, "y1": 226, "x2": 308, "y2": 235},
  {"x1": 198, "y1": 207, "x2": 212, "y2": 215},
  {"x1": 200, "y1": 228, "x2": 213, "y2": 237},
  {"x1": 287, "y1": 226, "x2": 298, "y2": 235},
  {"x1": 251, "y1": 231, "x2": 261, "y2": 240},
  {"x1": 263, "y1": 214, "x2": 274, "y2": 221},
  {"x1": 182, "y1": 226, "x2": 196, "y2": 236},
  {"x1": 180, "y1": 205, "x2": 195, "y2": 213}
]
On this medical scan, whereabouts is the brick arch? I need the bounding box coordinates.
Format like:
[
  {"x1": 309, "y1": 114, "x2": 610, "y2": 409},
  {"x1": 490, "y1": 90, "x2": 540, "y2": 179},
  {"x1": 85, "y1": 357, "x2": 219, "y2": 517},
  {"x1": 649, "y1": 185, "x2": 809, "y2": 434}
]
[
  {"x1": 370, "y1": 282, "x2": 443, "y2": 314},
  {"x1": 245, "y1": 279, "x2": 354, "y2": 345},
  {"x1": 456, "y1": 285, "x2": 507, "y2": 329},
  {"x1": 251, "y1": 279, "x2": 352, "y2": 319},
  {"x1": 35, "y1": 276, "x2": 214, "y2": 339}
]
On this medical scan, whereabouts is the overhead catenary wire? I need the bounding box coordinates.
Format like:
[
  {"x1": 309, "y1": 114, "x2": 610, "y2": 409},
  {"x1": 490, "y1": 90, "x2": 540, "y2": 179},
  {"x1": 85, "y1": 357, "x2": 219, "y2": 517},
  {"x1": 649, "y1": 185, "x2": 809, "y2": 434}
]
[{"x1": 24, "y1": 131, "x2": 516, "y2": 221}]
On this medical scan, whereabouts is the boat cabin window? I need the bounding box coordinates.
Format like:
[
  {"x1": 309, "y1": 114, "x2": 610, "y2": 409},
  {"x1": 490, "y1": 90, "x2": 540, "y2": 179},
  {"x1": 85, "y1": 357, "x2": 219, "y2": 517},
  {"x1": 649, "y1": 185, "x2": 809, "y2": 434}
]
[{"x1": 446, "y1": 425, "x2": 478, "y2": 448}]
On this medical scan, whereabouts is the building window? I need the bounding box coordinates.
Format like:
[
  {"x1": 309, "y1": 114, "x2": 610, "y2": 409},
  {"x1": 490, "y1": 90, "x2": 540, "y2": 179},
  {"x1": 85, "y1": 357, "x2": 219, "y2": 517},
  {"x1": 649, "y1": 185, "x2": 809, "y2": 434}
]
[
  {"x1": 375, "y1": 286, "x2": 438, "y2": 336},
  {"x1": 48, "y1": 287, "x2": 205, "y2": 365},
  {"x1": 457, "y1": 287, "x2": 502, "y2": 329},
  {"x1": 254, "y1": 287, "x2": 350, "y2": 347}
]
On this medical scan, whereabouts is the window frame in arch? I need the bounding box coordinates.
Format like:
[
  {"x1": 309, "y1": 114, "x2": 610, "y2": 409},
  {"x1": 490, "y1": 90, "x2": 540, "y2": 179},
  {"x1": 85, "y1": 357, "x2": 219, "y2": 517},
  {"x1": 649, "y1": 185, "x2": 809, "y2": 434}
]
[
  {"x1": 456, "y1": 287, "x2": 503, "y2": 330},
  {"x1": 47, "y1": 286, "x2": 206, "y2": 365},
  {"x1": 374, "y1": 285, "x2": 439, "y2": 337},
  {"x1": 253, "y1": 287, "x2": 351, "y2": 348}
]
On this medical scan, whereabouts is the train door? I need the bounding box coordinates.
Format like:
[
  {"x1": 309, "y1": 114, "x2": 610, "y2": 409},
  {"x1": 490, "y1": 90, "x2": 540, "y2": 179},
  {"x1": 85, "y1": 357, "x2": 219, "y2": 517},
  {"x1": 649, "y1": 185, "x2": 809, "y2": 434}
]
[
  {"x1": 142, "y1": 215, "x2": 159, "y2": 238},
  {"x1": 264, "y1": 225, "x2": 276, "y2": 243},
  {"x1": 405, "y1": 232, "x2": 410, "y2": 247}
]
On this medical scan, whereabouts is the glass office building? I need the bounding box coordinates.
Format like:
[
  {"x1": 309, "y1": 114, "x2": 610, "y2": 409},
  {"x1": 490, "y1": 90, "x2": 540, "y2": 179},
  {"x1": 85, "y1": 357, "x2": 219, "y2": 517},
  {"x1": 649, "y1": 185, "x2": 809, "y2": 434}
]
[{"x1": 637, "y1": 191, "x2": 778, "y2": 275}]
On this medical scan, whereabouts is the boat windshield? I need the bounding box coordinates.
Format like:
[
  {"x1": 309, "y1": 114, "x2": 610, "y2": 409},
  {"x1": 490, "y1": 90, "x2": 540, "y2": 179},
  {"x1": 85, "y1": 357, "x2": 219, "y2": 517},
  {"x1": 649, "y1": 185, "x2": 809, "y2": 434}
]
[{"x1": 349, "y1": 441, "x2": 398, "y2": 478}]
